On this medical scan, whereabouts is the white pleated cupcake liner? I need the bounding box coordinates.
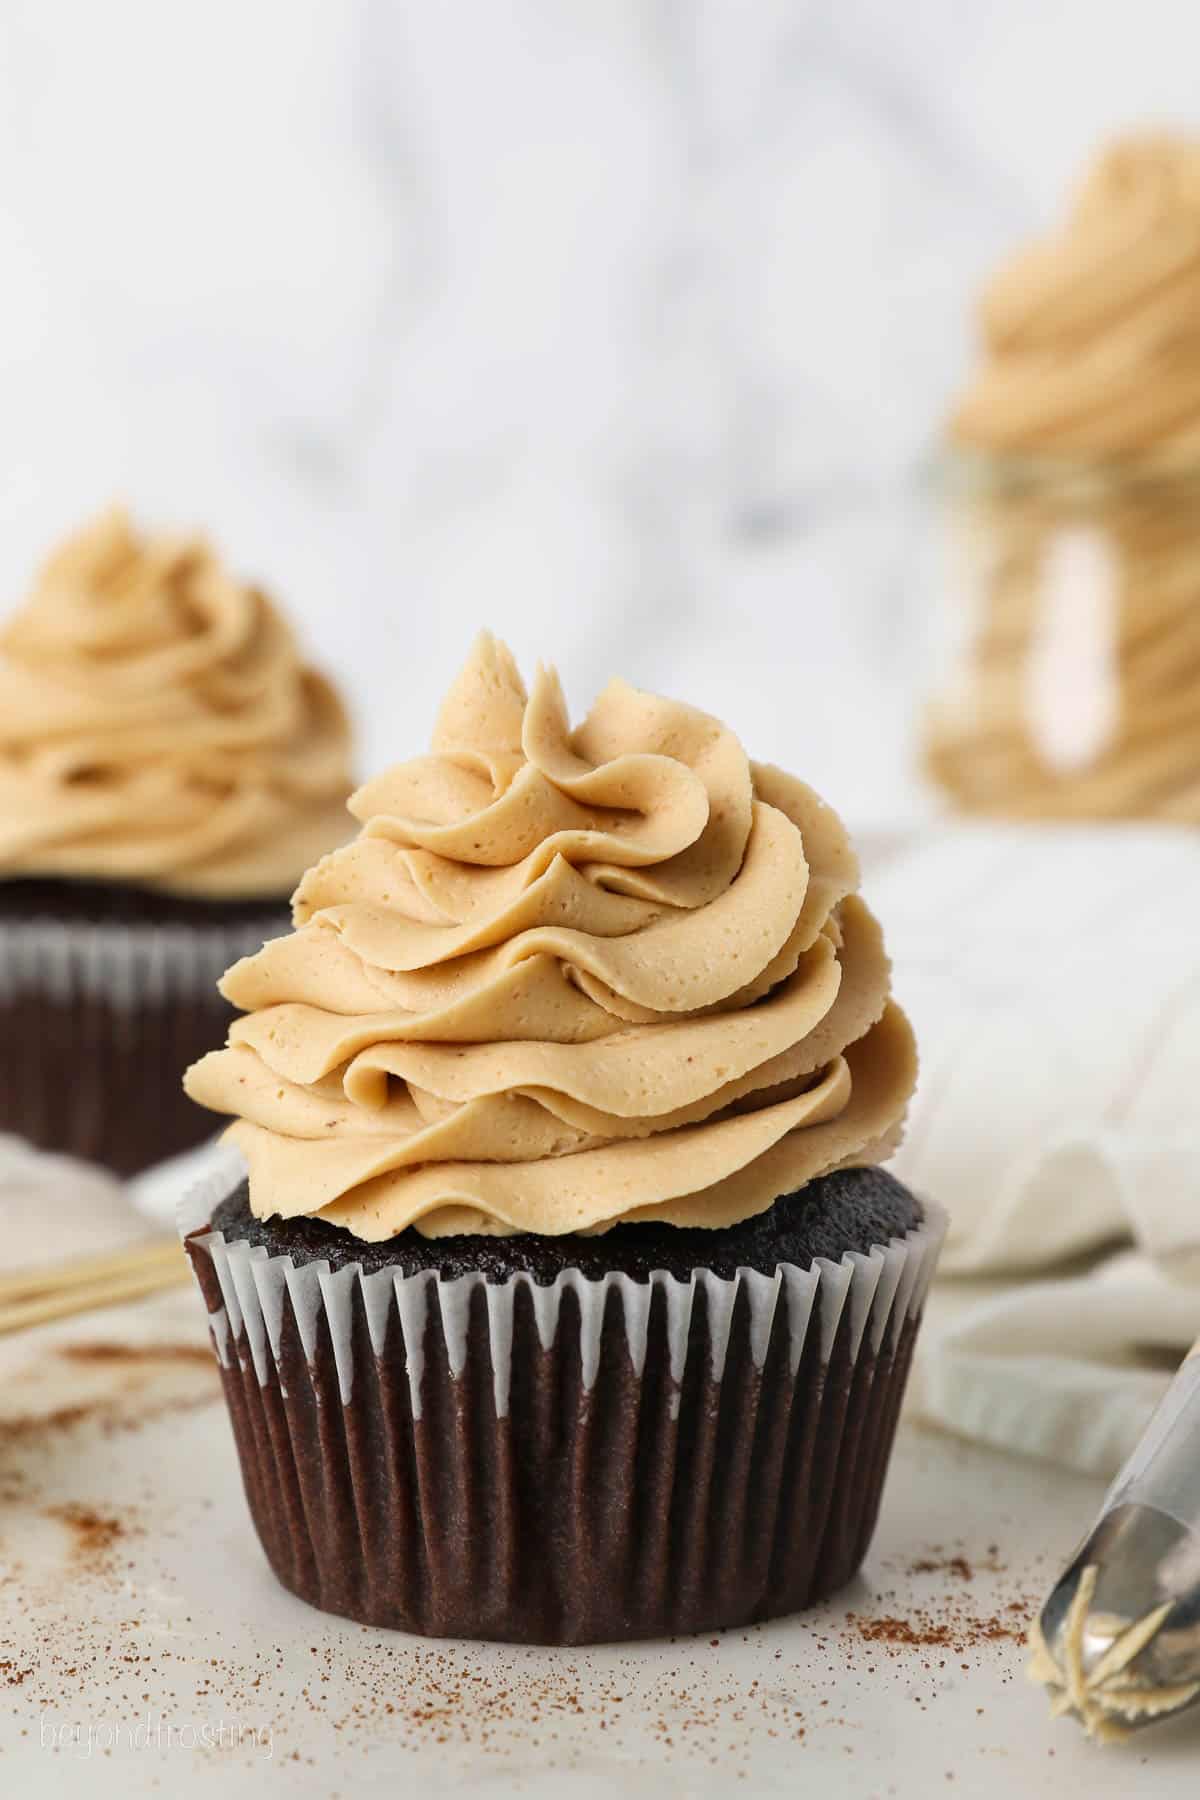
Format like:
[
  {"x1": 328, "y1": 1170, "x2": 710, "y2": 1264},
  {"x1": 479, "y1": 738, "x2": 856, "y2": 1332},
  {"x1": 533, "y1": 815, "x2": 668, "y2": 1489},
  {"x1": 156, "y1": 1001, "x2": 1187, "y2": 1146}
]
[
  {"x1": 0, "y1": 913, "x2": 286, "y2": 1007},
  {"x1": 179, "y1": 1150, "x2": 948, "y2": 1418},
  {"x1": 0, "y1": 913, "x2": 287, "y2": 1173}
]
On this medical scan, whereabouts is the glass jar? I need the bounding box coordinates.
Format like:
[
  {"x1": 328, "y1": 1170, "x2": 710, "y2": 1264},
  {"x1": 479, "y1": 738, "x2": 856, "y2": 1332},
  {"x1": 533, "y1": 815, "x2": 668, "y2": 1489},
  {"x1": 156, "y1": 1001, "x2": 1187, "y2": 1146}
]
[{"x1": 921, "y1": 451, "x2": 1200, "y2": 822}]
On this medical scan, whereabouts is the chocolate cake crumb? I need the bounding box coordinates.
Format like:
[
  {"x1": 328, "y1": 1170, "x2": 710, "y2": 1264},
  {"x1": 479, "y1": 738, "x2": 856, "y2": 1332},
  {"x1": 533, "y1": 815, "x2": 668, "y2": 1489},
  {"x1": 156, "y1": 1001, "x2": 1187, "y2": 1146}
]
[{"x1": 207, "y1": 1164, "x2": 922, "y2": 1283}]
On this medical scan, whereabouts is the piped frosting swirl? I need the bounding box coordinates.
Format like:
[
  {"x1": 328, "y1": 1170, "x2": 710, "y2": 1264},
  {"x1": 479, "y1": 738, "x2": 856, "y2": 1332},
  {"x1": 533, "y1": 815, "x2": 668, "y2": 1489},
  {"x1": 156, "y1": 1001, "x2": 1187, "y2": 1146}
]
[
  {"x1": 952, "y1": 133, "x2": 1200, "y2": 458},
  {"x1": 0, "y1": 509, "x2": 353, "y2": 898},
  {"x1": 186, "y1": 635, "x2": 916, "y2": 1238}
]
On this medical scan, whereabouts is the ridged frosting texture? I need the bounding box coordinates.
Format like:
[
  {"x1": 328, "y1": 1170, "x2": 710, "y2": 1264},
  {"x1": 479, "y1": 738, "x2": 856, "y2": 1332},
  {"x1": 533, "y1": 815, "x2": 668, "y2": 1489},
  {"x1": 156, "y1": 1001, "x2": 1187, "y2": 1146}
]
[
  {"x1": 0, "y1": 509, "x2": 353, "y2": 898},
  {"x1": 186, "y1": 635, "x2": 916, "y2": 1239},
  {"x1": 952, "y1": 133, "x2": 1200, "y2": 458}
]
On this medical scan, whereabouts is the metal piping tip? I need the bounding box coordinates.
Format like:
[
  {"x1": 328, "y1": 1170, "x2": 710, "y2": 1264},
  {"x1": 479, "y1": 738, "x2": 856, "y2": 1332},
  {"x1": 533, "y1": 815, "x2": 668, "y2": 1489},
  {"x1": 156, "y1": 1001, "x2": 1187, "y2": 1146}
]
[{"x1": 1030, "y1": 1503, "x2": 1200, "y2": 1742}]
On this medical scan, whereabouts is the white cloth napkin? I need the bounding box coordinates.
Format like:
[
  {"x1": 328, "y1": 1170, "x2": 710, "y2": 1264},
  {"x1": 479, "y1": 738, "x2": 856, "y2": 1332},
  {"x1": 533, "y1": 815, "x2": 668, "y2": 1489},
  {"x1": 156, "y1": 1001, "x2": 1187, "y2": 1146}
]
[
  {"x1": 0, "y1": 1135, "x2": 208, "y2": 1396},
  {"x1": 869, "y1": 822, "x2": 1200, "y2": 1477},
  {"x1": 0, "y1": 1133, "x2": 153, "y2": 1274}
]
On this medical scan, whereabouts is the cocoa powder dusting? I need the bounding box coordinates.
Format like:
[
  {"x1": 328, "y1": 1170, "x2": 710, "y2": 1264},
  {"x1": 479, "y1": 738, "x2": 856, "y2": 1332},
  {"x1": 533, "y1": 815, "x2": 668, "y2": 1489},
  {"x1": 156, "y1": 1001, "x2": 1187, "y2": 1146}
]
[
  {"x1": 57, "y1": 1342, "x2": 213, "y2": 1368},
  {"x1": 0, "y1": 1343, "x2": 219, "y2": 1449},
  {"x1": 0, "y1": 1393, "x2": 214, "y2": 1447},
  {"x1": 846, "y1": 1545, "x2": 1036, "y2": 1658},
  {"x1": 0, "y1": 1541, "x2": 1044, "y2": 1778},
  {"x1": 907, "y1": 1555, "x2": 973, "y2": 1581},
  {"x1": 849, "y1": 1609, "x2": 1029, "y2": 1651},
  {"x1": 0, "y1": 1366, "x2": 1046, "y2": 1787},
  {"x1": 45, "y1": 1502, "x2": 126, "y2": 1564},
  {"x1": 0, "y1": 1404, "x2": 93, "y2": 1445}
]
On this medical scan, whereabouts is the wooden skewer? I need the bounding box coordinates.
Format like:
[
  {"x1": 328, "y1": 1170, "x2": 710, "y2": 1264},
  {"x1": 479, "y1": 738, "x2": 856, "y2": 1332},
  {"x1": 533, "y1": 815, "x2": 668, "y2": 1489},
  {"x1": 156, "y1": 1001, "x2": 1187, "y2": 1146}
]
[{"x1": 0, "y1": 1241, "x2": 191, "y2": 1338}]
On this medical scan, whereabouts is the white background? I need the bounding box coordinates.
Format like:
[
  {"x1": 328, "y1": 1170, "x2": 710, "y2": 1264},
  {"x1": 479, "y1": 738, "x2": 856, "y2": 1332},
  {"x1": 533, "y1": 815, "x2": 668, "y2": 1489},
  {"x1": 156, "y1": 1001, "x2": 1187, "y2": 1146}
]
[{"x1": 1, "y1": 0, "x2": 1197, "y2": 826}]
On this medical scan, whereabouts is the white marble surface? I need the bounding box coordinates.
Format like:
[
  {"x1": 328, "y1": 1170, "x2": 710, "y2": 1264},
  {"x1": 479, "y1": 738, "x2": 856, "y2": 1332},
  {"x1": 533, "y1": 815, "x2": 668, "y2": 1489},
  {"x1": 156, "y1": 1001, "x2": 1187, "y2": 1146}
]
[
  {"x1": 0, "y1": 2, "x2": 1198, "y2": 824},
  {"x1": 6, "y1": 1314, "x2": 1199, "y2": 1797}
]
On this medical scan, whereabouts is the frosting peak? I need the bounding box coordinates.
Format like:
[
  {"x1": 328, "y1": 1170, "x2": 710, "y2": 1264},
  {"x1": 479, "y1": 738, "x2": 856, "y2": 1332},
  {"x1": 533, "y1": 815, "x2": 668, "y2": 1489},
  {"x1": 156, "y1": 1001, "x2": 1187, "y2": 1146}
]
[
  {"x1": 0, "y1": 509, "x2": 353, "y2": 897},
  {"x1": 952, "y1": 133, "x2": 1200, "y2": 459},
  {"x1": 186, "y1": 635, "x2": 915, "y2": 1238}
]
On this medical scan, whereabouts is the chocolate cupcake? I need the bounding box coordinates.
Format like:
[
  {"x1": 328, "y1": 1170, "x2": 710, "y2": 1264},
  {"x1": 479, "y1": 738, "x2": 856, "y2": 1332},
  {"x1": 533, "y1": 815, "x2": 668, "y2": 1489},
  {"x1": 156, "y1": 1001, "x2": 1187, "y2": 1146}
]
[
  {"x1": 181, "y1": 634, "x2": 944, "y2": 1644},
  {"x1": 0, "y1": 509, "x2": 353, "y2": 1174}
]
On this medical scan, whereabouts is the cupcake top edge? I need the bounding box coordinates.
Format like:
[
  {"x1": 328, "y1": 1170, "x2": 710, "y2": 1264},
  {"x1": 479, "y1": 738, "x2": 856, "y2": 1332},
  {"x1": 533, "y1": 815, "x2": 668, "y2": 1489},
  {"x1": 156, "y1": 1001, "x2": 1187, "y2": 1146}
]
[
  {"x1": 951, "y1": 131, "x2": 1200, "y2": 462},
  {"x1": 185, "y1": 632, "x2": 917, "y2": 1240},
  {"x1": 0, "y1": 506, "x2": 354, "y2": 901}
]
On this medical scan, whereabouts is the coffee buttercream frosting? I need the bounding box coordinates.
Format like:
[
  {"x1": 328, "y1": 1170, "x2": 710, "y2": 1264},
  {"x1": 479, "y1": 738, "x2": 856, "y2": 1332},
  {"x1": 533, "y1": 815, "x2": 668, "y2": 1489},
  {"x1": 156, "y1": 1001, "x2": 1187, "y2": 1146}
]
[
  {"x1": 952, "y1": 133, "x2": 1200, "y2": 458},
  {"x1": 927, "y1": 134, "x2": 1200, "y2": 823},
  {"x1": 186, "y1": 635, "x2": 915, "y2": 1238},
  {"x1": 0, "y1": 509, "x2": 353, "y2": 897}
]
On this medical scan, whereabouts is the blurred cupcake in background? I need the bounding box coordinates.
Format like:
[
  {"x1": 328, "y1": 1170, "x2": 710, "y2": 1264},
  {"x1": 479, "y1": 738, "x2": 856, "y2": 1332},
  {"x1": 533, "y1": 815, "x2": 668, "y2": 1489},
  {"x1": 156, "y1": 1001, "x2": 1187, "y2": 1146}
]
[
  {"x1": 924, "y1": 133, "x2": 1200, "y2": 821},
  {"x1": 0, "y1": 507, "x2": 354, "y2": 1174}
]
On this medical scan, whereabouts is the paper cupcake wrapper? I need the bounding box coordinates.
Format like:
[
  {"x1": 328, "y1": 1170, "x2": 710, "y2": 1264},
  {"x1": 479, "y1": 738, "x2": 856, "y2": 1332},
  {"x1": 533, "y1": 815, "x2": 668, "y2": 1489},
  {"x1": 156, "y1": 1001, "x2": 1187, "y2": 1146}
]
[
  {"x1": 182, "y1": 1156, "x2": 946, "y2": 1644},
  {"x1": 0, "y1": 914, "x2": 284, "y2": 1174},
  {"x1": 0, "y1": 914, "x2": 280, "y2": 1007}
]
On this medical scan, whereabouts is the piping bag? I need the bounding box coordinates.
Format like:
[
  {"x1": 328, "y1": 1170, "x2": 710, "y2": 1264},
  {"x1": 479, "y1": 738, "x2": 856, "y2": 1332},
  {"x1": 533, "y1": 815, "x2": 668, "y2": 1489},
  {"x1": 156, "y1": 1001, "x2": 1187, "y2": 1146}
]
[{"x1": 1030, "y1": 1334, "x2": 1200, "y2": 1741}]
